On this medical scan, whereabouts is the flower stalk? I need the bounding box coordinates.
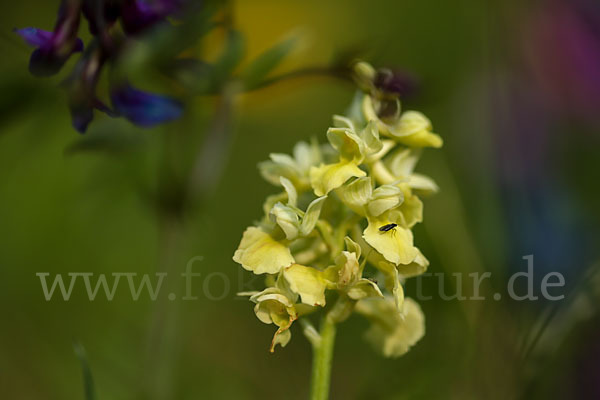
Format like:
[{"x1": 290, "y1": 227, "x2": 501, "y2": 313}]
[{"x1": 310, "y1": 315, "x2": 337, "y2": 400}]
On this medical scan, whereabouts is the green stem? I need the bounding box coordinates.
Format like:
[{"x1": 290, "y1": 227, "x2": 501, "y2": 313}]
[{"x1": 310, "y1": 316, "x2": 336, "y2": 400}]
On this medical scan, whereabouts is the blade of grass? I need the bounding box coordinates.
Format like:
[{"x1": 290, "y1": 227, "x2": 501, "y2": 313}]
[{"x1": 73, "y1": 340, "x2": 97, "y2": 400}]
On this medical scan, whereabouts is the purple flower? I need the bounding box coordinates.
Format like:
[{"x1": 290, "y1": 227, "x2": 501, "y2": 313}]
[
  {"x1": 14, "y1": 28, "x2": 55, "y2": 48},
  {"x1": 120, "y1": 0, "x2": 184, "y2": 34},
  {"x1": 524, "y1": 0, "x2": 600, "y2": 121},
  {"x1": 15, "y1": 0, "x2": 84, "y2": 77},
  {"x1": 16, "y1": 0, "x2": 191, "y2": 132},
  {"x1": 65, "y1": 46, "x2": 114, "y2": 133},
  {"x1": 110, "y1": 84, "x2": 183, "y2": 127},
  {"x1": 373, "y1": 68, "x2": 418, "y2": 99}
]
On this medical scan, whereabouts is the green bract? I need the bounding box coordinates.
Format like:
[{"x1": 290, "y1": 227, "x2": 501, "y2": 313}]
[{"x1": 234, "y1": 61, "x2": 442, "y2": 357}]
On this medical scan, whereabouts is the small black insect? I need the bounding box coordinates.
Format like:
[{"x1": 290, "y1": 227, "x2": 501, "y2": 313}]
[
  {"x1": 379, "y1": 223, "x2": 398, "y2": 238},
  {"x1": 378, "y1": 223, "x2": 398, "y2": 232}
]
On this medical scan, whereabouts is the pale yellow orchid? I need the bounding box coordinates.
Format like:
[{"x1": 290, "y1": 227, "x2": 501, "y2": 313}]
[
  {"x1": 356, "y1": 296, "x2": 425, "y2": 358},
  {"x1": 371, "y1": 147, "x2": 439, "y2": 197},
  {"x1": 310, "y1": 162, "x2": 366, "y2": 197},
  {"x1": 233, "y1": 185, "x2": 327, "y2": 275},
  {"x1": 362, "y1": 214, "x2": 417, "y2": 267},
  {"x1": 233, "y1": 227, "x2": 295, "y2": 275},
  {"x1": 240, "y1": 273, "x2": 320, "y2": 352},
  {"x1": 309, "y1": 119, "x2": 384, "y2": 196},
  {"x1": 336, "y1": 176, "x2": 404, "y2": 219},
  {"x1": 234, "y1": 61, "x2": 442, "y2": 359},
  {"x1": 283, "y1": 263, "x2": 328, "y2": 306},
  {"x1": 354, "y1": 228, "x2": 429, "y2": 311},
  {"x1": 362, "y1": 94, "x2": 443, "y2": 148},
  {"x1": 245, "y1": 286, "x2": 298, "y2": 352},
  {"x1": 323, "y1": 237, "x2": 383, "y2": 301},
  {"x1": 259, "y1": 140, "x2": 322, "y2": 191}
]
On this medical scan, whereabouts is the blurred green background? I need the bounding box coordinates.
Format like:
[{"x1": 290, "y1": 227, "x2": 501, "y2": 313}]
[{"x1": 1, "y1": 0, "x2": 599, "y2": 399}]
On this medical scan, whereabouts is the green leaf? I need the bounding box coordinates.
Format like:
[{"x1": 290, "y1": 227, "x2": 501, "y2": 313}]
[
  {"x1": 239, "y1": 34, "x2": 300, "y2": 90},
  {"x1": 73, "y1": 341, "x2": 97, "y2": 400},
  {"x1": 209, "y1": 29, "x2": 246, "y2": 89}
]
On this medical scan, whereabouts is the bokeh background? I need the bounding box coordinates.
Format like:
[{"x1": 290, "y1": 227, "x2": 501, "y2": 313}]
[{"x1": 1, "y1": 0, "x2": 599, "y2": 399}]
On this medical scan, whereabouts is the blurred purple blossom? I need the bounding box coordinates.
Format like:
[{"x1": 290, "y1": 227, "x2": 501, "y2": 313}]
[
  {"x1": 524, "y1": 0, "x2": 600, "y2": 122},
  {"x1": 373, "y1": 68, "x2": 418, "y2": 99},
  {"x1": 110, "y1": 83, "x2": 183, "y2": 127},
  {"x1": 121, "y1": 0, "x2": 185, "y2": 34},
  {"x1": 14, "y1": 0, "x2": 84, "y2": 77},
  {"x1": 15, "y1": 28, "x2": 57, "y2": 48},
  {"x1": 65, "y1": 45, "x2": 111, "y2": 132},
  {"x1": 15, "y1": 0, "x2": 189, "y2": 132}
]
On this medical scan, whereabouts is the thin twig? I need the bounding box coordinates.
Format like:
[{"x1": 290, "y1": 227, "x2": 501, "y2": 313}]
[{"x1": 246, "y1": 66, "x2": 352, "y2": 93}]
